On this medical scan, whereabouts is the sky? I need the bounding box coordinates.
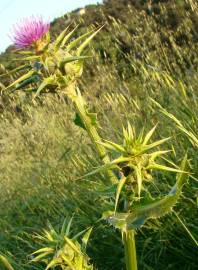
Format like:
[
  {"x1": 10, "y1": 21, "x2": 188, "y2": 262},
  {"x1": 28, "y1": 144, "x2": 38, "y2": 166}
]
[{"x1": 0, "y1": 0, "x2": 102, "y2": 53}]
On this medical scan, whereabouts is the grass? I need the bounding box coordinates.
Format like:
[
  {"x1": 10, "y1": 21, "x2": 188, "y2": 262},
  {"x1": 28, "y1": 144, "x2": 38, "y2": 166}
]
[{"x1": 0, "y1": 1, "x2": 198, "y2": 269}]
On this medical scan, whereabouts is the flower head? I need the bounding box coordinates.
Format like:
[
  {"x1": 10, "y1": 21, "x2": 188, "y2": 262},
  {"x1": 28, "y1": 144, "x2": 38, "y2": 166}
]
[{"x1": 11, "y1": 16, "x2": 50, "y2": 48}]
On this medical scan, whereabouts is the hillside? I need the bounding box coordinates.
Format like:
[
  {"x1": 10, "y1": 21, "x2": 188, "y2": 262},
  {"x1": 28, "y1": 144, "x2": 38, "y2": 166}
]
[{"x1": 0, "y1": 1, "x2": 197, "y2": 270}]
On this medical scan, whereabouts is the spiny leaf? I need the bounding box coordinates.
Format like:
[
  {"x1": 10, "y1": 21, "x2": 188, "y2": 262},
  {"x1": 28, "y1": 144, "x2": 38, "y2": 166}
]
[
  {"x1": 31, "y1": 251, "x2": 52, "y2": 262},
  {"x1": 14, "y1": 75, "x2": 40, "y2": 91},
  {"x1": 48, "y1": 222, "x2": 58, "y2": 238},
  {"x1": 54, "y1": 25, "x2": 70, "y2": 50},
  {"x1": 14, "y1": 55, "x2": 40, "y2": 61},
  {"x1": 45, "y1": 258, "x2": 62, "y2": 270},
  {"x1": 126, "y1": 121, "x2": 134, "y2": 141},
  {"x1": 150, "y1": 150, "x2": 171, "y2": 161},
  {"x1": 43, "y1": 229, "x2": 54, "y2": 242},
  {"x1": 65, "y1": 216, "x2": 74, "y2": 236},
  {"x1": 34, "y1": 76, "x2": 55, "y2": 98},
  {"x1": 16, "y1": 50, "x2": 34, "y2": 55},
  {"x1": 97, "y1": 140, "x2": 125, "y2": 154},
  {"x1": 4, "y1": 70, "x2": 35, "y2": 90},
  {"x1": 104, "y1": 155, "x2": 189, "y2": 230},
  {"x1": 31, "y1": 247, "x2": 54, "y2": 255},
  {"x1": 64, "y1": 236, "x2": 81, "y2": 254},
  {"x1": 66, "y1": 29, "x2": 94, "y2": 51},
  {"x1": 0, "y1": 64, "x2": 31, "y2": 78},
  {"x1": 115, "y1": 176, "x2": 126, "y2": 212},
  {"x1": 134, "y1": 165, "x2": 142, "y2": 198},
  {"x1": 76, "y1": 156, "x2": 132, "y2": 180},
  {"x1": 61, "y1": 25, "x2": 79, "y2": 48},
  {"x1": 143, "y1": 137, "x2": 170, "y2": 152},
  {"x1": 143, "y1": 124, "x2": 157, "y2": 145},
  {"x1": 77, "y1": 26, "x2": 103, "y2": 56},
  {"x1": 147, "y1": 163, "x2": 187, "y2": 173},
  {"x1": 82, "y1": 227, "x2": 93, "y2": 251}
]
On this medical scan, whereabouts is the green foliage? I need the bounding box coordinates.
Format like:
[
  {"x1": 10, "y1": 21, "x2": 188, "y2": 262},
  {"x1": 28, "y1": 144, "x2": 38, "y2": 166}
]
[
  {"x1": 2, "y1": 26, "x2": 100, "y2": 98},
  {"x1": 0, "y1": 254, "x2": 15, "y2": 270},
  {"x1": 0, "y1": 0, "x2": 198, "y2": 270},
  {"x1": 82, "y1": 124, "x2": 184, "y2": 199},
  {"x1": 103, "y1": 156, "x2": 189, "y2": 230},
  {"x1": 31, "y1": 219, "x2": 94, "y2": 269}
]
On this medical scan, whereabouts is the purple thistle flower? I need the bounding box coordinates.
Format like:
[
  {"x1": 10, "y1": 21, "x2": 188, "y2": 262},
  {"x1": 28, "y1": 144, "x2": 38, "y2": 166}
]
[{"x1": 11, "y1": 16, "x2": 50, "y2": 48}]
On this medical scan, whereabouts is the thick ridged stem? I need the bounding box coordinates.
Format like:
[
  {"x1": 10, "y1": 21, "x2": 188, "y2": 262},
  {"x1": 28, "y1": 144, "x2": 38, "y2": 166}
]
[
  {"x1": 123, "y1": 230, "x2": 138, "y2": 270},
  {"x1": 72, "y1": 88, "x2": 117, "y2": 185}
]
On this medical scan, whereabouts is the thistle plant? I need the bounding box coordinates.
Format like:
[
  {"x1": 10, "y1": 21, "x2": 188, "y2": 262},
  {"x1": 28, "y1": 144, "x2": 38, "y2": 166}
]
[
  {"x1": 5, "y1": 16, "x2": 117, "y2": 185},
  {"x1": 4, "y1": 16, "x2": 191, "y2": 270},
  {"x1": 0, "y1": 219, "x2": 94, "y2": 270},
  {"x1": 31, "y1": 219, "x2": 94, "y2": 270},
  {"x1": 81, "y1": 123, "x2": 189, "y2": 270},
  {"x1": 11, "y1": 16, "x2": 50, "y2": 49}
]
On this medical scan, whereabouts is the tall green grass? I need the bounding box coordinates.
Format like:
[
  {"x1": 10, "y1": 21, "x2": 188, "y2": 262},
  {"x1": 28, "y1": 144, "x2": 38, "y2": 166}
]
[{"x1": 0, "y1": 1, "x2": 197, "y2": 269}]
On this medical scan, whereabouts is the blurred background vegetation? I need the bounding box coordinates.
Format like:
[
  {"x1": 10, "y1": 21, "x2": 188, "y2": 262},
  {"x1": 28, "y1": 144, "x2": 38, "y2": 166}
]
[{"x1": 0, "y1": 0, "x2": 197, "y2": 269}]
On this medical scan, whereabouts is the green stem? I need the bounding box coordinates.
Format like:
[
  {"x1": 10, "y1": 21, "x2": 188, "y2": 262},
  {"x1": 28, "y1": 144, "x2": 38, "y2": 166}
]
[
  {"x1": 72, "y1": 88, "x2": 117, "y2": 185},
  {"x1": 123, "y1": 230, "x2": 137, "y2": 270}
]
